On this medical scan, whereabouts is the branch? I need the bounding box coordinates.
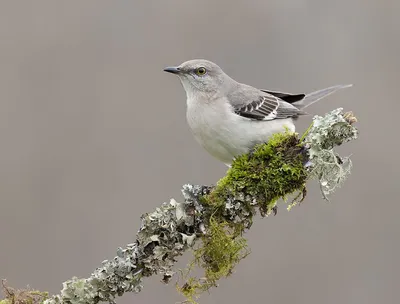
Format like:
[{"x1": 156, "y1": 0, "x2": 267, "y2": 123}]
[{"x1": 1, "y1": 108, "x2": 358, "y2": 304}]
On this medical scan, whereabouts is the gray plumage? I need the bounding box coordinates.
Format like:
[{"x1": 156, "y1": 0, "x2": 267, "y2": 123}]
[
  {"x1": 164, "y1": 59, "x2": 352, "y2": 165},
  {"x1": 228, "y1": 85, "x2": 305, "y2": 120},
  {"x1": 229, "y1": 83, "x2": 351, "y2": 121}
]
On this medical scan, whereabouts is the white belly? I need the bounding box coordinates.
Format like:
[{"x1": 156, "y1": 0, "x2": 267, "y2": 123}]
[{"x1": 186, "y1": 98, "x2": 295, "y2": 164}]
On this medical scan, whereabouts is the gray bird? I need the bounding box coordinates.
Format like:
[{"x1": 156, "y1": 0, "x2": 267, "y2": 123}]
[{"x1": 164, "y1": 59, "x2": 351, "y2": 165}]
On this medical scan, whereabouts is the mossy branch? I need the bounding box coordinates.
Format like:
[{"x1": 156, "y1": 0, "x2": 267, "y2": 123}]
[{"x1": 1, "y1": 108, "x2": 358, "y2": 304}]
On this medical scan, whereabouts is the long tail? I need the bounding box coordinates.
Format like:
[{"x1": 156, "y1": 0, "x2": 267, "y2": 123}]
[{"x1": 292, "y1": 84, "x2": 353, "y2": 110}]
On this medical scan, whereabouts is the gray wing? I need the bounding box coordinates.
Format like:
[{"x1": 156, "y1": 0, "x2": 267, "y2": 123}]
[{"x1": 228, "y1": 84, "x2": 306, "y2": 121}]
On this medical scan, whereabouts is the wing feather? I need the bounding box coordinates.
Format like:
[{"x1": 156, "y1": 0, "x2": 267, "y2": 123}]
[{"x1": 232, "y1": 92, "x2": 304, "y2": 121}]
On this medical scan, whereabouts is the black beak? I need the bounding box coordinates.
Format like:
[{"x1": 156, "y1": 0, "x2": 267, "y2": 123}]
[{"x1": 163, "y1": 66, "x2": 181, "y2": 74}]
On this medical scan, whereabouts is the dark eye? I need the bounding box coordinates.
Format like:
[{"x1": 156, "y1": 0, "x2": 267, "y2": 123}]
[{"x1": 195, "y1": 67, "x2": 207, "y2": 76}]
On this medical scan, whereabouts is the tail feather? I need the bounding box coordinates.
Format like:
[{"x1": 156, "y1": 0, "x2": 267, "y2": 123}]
[{"x1": 292, "y1": 84, "x2": 353, "y2": 109}]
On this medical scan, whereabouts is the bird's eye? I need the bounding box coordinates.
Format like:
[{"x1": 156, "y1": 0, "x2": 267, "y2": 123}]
[{"x1": 195, "y1": 67, "x2": 207, "y2": 76}]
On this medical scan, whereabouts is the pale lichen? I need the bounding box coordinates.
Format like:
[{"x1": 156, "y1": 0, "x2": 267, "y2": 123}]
[
  {"x1": 305, "y1": 108, "x2": 358, "y2": 198},
  {"x1": 1, "y1": 108, "x2": 357, "y2": 304},
  {"x1": 0, "y1": 281, "x2": 48, "y2": 304}
]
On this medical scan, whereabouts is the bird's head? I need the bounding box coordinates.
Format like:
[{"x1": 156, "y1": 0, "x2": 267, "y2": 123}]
[{"x1": 164, "y1": 59, "x2": 233, "y2": 98}]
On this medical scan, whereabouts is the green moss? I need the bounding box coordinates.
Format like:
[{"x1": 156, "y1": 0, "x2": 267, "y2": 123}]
[
  {"x1": 176, "y1": 277, "x2": 204, "y2": 304},
  {"x1": 195, "y1": 218, "x2": 249, "y2": 281},
  {"x1": 0, "y1": 283, "x2": 48, "y2": 304},
  {"x1": 0, "y1": 292, "x2": 48, "y2": 304},
  {"x1": 178, "y1": 132, "x2": 308, "y2": 303},
  {"x1": 178, "y1": 218, "x2": 249, "y2": 303},
  {"x1": 207, "y1": 131, "x2": 307, "y2": 215}
]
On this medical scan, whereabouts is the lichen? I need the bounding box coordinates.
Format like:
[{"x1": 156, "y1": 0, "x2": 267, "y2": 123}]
[
  {"x1": 177, "y1": 111, "x2": 358, "y2": 302},
  {"x1": 305, "y1": 108, "x2": 358, "y2": 198},
  {"x1": 1, "y1": 281, "x2": 48, "y2": 304},
  {"x1": 2, "y1": 108, "x2": 357, "y2": 304},
  {"x1": 177, "y1": 132, "x2": 308, "y2": 302}
]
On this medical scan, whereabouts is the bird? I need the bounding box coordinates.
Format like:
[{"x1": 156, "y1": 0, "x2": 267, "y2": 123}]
[{"x1": 163, "y1": 59, "x2": 351, "y2": 166}]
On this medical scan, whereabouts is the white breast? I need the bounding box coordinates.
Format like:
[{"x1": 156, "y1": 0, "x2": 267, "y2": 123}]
[{"x1": 186, "y1": 96, "x2": 295, "y2": 164}]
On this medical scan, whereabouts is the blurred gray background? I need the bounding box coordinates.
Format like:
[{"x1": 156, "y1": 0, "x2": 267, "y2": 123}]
[{"x1": 0, "y1": 1, "x2": 399, "y2": 303}]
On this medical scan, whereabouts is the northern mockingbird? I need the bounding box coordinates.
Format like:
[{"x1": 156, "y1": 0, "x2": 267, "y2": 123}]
[{"x1": 164, "y1": 59, "x2": 351, "y2": 165}]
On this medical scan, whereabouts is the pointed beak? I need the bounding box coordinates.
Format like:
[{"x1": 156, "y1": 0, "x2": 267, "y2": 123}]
[{"x1": 163, "y1": 66, "x2": 181, "y2": 74}]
